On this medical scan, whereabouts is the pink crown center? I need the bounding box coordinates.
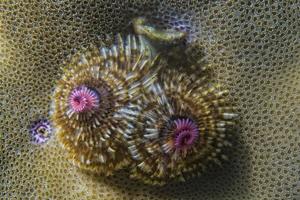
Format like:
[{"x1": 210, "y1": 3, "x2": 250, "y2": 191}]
[
  {"x1": 69, "y1": 86, "x2": 99, "y2": 113},
  {"x1": 173, "y1": 118, "x2": 199, "y2": 150}
]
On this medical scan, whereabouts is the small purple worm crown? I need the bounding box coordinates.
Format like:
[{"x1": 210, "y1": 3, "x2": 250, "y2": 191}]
[{"x1": 30, "y1": 119, "x2": 52, "y2": 144}]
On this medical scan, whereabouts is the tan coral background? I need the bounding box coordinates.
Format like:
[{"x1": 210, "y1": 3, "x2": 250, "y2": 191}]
[{"x1": 0, "y1": 0, "x2": 299, "y2": 199}]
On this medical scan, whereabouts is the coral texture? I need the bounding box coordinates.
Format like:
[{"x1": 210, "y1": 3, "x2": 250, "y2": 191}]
[{"x1": 1, "y1": 1, "x2": 299, "y2": 199}]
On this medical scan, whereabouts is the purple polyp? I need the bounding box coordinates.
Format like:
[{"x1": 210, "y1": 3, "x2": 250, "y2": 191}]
[{"x1": 30, "y1": 119, "x2": 52, "y2": 144}]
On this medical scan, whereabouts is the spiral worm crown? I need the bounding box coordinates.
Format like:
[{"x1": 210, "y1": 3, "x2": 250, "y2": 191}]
[
  {"x1": 52, "y1": 34, "x2": 159, "y2": 175},
  {"x1": 125, "y1": 70, "x2": 237, "y2": 185}
]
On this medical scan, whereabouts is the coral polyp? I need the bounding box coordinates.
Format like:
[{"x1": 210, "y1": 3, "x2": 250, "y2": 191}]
[
  {"x1": 52, "y1": 34, "x2": 159, "y2": 175},
  {"x1": 29, "y1": 119, "x2": 52, "y2": 144},
  {"x1": 126, "y1": 70, "x2": 237, "y2": 185}
]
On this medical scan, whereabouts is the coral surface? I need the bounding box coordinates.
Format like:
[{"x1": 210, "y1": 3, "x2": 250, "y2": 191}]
[{"x1": 1, "y1": 1, "x2": 299, "y2": 199}]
